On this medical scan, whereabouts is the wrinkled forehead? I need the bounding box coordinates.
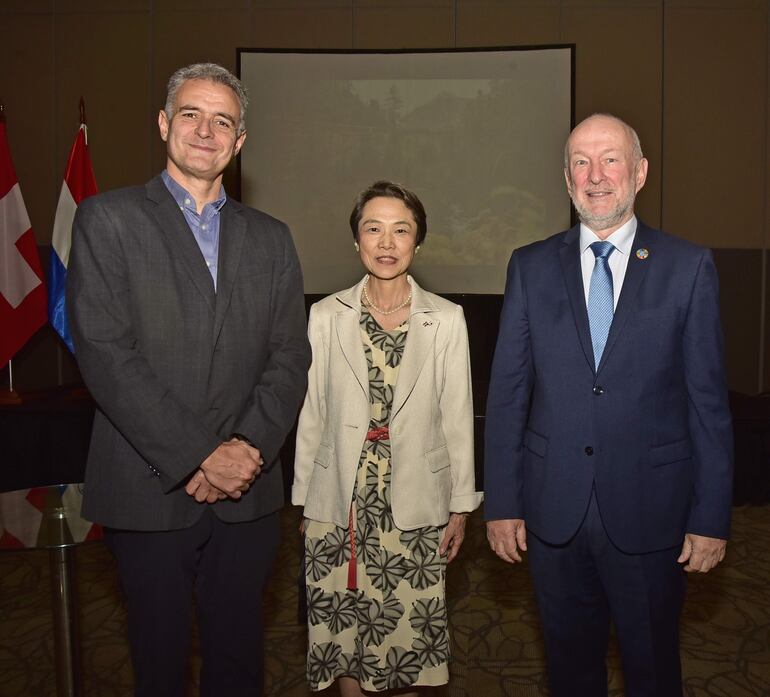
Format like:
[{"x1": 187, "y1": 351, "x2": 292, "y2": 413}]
[
  {"x1": 176, "y1": 79, "x2": 239, "y2": 111},
  {"x1": 567, "y1": 117, "x2": 634, "y2": 158}
]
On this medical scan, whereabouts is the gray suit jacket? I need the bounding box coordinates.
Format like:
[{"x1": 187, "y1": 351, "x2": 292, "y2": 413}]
[{"x1": 67, "y1": 175, "x2": 311, "y2": 531}]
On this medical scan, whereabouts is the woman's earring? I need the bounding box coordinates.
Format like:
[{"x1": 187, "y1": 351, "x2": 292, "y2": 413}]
[
  {"x1": 354, "y1": 242, "x2": 360, "y2": 252},
  {"x1": 415, "y1": 246, "x2": 421, "y2": 254}
]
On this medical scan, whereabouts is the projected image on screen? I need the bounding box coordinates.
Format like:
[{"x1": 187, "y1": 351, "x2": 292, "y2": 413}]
[{"x1": 240, "y1": 48, "x2": 573, "y2": 294}]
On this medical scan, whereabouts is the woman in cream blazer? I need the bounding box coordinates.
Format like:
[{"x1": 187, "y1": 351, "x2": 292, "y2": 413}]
[
  {"x1": 293, "y1": 275, "x2": 480, "y2": 528},
  {"x1": 293, "y1": 181, "x2": 482, "y2": 697}
]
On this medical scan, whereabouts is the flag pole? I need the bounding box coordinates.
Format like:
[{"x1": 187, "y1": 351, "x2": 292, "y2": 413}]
[
  {"x1": 1, "y1": 360, "x2": 22, "y2": 404},
  {"x1": 79, "y1": 97, "x2": 88, "y2": 145},
  {"x1": 0, "y1": 102, "x2": 22, "y2": 405}
]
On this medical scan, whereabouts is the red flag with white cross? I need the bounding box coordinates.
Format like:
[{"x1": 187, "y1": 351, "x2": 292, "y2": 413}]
[{"x1": 0, "y1": 108, "x2": 47, "y2": 369}]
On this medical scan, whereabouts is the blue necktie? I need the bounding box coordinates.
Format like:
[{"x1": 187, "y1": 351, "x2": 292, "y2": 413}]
[{"x1": 587, "y1": 241, "x2": 615, "y2": 369}]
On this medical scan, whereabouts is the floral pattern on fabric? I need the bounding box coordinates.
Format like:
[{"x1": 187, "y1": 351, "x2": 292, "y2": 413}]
[{"x1": 304, "y1": 308, "x2": 449, "y2": 691}]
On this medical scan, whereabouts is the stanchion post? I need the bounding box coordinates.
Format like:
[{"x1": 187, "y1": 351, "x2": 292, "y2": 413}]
[{"x1": 48, "y1": 514, "x2": 82, "y2": 697}]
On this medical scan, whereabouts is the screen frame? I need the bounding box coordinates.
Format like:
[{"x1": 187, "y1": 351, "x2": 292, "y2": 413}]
[{"x1": 236, "y1": 45, "x2": 576, "y2": 294}]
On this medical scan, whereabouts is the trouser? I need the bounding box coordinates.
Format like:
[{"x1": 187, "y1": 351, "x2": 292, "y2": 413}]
[
  {"x1": 106, "y1": 508, "x2": 281, "y2": 697},
  {"x1": 527, "y1": 490, "x2": 686, "y2": 697}
]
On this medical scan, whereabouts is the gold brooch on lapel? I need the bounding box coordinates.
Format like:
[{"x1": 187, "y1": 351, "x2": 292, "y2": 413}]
[{"x1": 635, "y1": 248, "x2": 649, "y2": 260}]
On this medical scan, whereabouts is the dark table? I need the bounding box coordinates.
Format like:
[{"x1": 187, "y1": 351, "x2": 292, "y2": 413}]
[{"x1": 0, "y1": 388, "x2": 94, "y2": 493}]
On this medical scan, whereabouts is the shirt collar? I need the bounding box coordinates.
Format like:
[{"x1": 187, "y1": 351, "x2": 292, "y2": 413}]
[
  {"x1": 161, "y1": 170, "x2": 227, "y2": 213},
  {"x1": 579, "y1": 215, "x2": 637, "y2": 256}
]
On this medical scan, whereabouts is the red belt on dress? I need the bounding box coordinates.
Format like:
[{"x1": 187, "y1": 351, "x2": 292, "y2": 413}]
[{"x1": 366, "y1": 426, "x2": 389, "y2": 441}]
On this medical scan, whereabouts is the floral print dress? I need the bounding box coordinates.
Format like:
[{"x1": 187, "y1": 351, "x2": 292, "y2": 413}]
[{"x1": 303, "y1": 308, "x2": 450, "y2": 692}]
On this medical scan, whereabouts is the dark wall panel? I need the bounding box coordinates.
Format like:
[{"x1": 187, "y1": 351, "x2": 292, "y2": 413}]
[{"x1": 713, "y1": 249, "x2": 763, "y2": 395}]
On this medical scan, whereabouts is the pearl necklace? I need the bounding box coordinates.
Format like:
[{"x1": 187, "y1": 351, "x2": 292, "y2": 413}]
[{"x1": 362, "y1": 276, "x2": 412, "y2": 316}]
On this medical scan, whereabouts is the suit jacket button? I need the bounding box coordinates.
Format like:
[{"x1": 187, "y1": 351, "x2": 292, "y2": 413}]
[
  {"x1": 584, "y1": 446, "x2": 594, "y2": 456},
  {"x1": 592, "y1": 386, "x2": 604, "y2": 395}
]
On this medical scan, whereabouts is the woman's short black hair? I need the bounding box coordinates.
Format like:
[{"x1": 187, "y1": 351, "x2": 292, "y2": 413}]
[{"x1": 349, "y1": 180, "x2": 427, "y2": 245}]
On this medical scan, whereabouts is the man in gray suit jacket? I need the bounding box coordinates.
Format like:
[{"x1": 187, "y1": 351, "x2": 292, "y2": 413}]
[{"x1": 67, "y1": 63, "x2": 310, "y2": 697}]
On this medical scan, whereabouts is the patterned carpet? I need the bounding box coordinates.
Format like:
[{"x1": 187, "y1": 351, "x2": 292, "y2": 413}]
[{"x1": 1, "y1": 505, "x2": 768, "y2": 696}]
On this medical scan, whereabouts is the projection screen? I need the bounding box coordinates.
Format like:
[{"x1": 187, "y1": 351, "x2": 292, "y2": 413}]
[{"x1": 239, "y1": 47, "x2": 574, "y2": 294}]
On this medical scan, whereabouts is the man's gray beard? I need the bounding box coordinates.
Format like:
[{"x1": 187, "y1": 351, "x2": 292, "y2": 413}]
[{"x1": 569, "y1": 189, "x2": 636, "y2": 233}]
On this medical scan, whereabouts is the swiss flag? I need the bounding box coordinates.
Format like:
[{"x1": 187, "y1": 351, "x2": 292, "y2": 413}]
[{"x1": 0, "y1": 112, "x2": 47, "y2": 369}]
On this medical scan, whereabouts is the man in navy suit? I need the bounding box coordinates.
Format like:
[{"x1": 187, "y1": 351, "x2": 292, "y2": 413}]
[{"x1": 484, "y1": 113, "x2": 733, "y2": 697}]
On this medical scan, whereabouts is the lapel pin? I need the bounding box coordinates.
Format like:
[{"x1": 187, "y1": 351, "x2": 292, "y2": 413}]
[
  {"x1": 635, "y1": 248, "x2": 649, "y2": 260},
  {"x1": 423, "y1": 320, "x2": 433, "y2": 327}
]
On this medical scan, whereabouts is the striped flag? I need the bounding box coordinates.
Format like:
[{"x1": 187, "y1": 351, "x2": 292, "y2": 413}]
[
  {"x1": 49, "y1": 119, "x2": 98, "y2": 352},
  {"x1": 0, "y1": 110, "x2": 47, "y2": 369}
]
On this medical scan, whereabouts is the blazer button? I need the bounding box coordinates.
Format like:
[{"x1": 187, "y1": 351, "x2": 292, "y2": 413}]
[
  {"x1": 592, "y1": 386, "x2": 604, "y2": 395},
  {"x1": 584, "y1": 446, "x2": 594, "y2": 456}
]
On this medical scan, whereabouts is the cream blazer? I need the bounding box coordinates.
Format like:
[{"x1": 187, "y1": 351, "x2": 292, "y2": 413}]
[{"x1": 292, "y1": 276, "x2": 483, "y2": 530}]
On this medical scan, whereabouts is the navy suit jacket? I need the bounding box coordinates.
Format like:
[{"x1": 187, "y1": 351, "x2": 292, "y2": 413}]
[{"x1": 484, "y1": 221, "x2": 733, "y2": 553}]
